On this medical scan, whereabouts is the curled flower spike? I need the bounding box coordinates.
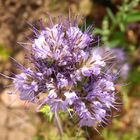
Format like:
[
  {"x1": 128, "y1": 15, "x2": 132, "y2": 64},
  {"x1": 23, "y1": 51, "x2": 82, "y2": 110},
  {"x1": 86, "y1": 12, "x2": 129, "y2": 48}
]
[{"x1": 12, "y1": 14, "x2": 121, "y2": 128}]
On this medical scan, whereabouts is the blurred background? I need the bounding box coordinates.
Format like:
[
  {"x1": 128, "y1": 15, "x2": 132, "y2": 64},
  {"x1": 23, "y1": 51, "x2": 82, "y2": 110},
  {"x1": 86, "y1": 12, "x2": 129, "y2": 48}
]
[{"x1": 0, "y1": 0, "x2": 140, "y2": 140}]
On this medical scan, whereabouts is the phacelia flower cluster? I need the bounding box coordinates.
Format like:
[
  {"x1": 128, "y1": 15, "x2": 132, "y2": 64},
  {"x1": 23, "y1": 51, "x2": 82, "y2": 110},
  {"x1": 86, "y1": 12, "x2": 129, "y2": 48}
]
[{"x1": 13, "y1": 15, "x2": 120, "y2": 128}]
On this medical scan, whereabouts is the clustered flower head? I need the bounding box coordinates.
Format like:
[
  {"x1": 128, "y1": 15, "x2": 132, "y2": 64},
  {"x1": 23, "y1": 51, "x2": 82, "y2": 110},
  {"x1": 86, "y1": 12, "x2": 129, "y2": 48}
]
[{"x1": 13, "y1": 15, "x2": 121, "y2": 128}]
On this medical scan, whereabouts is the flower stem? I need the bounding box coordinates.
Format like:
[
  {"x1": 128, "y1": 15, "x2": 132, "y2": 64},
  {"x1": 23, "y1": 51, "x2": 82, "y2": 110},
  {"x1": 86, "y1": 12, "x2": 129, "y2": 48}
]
[{"x1": 55, "y1": 111, "x2": 63, "y2": 136}]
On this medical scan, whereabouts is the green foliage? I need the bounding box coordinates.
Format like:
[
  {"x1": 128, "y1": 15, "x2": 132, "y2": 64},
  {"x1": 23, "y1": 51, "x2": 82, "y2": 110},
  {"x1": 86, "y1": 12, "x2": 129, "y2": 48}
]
[
  {"x1": 46, "y1": 128, "x2": 86, "y2": 140},
  {"x1": 39, "y1": 105, "x2": 86, "y2": 140},
  {"x1": 94, "y1": 0, "x2": 140, "y2": 48},
  {"x1": 125, "y1": 11, "x2": 140, "y2": 23},
  {"x1": 102, "y1": 128, "x2": 139, "y2": 140},
  {"x1": 40, "y1": 105, "x2": 54, "y2": 122},
  {"x1": 0, "y1": 43, "x2": 10, "y2": 62},
  {"x1": 127, "y1": 66, "x2": 140, "y2": 97},
  {"x1": 32, "y1": 135, "x2": 45, "y2": 140},
  {"x1": 128, "y1": 67, "x2": 140, "y2": 85},
  {"x1": 94, "y1": 1, "x2": 140, "y2": 140}
]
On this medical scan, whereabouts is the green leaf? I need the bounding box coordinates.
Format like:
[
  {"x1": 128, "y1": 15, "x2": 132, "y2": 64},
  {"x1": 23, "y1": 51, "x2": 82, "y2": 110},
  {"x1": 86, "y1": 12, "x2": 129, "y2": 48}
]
[
  {"x1": 108, "y1": 39, "x2": 121, "y2": 48},
  {"x1": 106, "y1": 8, "x2": 115, "y2": 23},
  {"x1": 40, "y1": 105, "x2": 54, "y2": 122},
  {"x1": 108, "y1": 31, "x2": 126, "y2": 47},
  {"x1": 93, "y1": 28, "x2": 103, "y2": 35},
  {"x1": 119, "y1": 23, "x2": 126, "y2": 32},
  {"x1": 126, "y1": 11, "x2": 140, "y2": 23},
  {"x1": 128, "y1": 67, "x2": 140, "y2": 84}
]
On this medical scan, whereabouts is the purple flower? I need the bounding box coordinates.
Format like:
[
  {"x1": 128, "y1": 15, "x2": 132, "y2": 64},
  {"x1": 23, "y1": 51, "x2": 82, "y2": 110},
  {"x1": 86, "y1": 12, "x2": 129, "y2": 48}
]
[
  {"x1": 74, "y1": 100, "x2": 95, "y2": 127},
  {"x1": 111, "y1": 48, "x2": 129, "y2": 79},
  {"x1": 13, "y1": 73, "x2": 38, "y2": 101},
  {"x1": 56, "y1": 73, "x2": 69, "y2": 88},
  {"x1": 64, "y1": 91, "x2": 77, "y2": 105},
  {"x1": 11, "y1": 14, "x2": 121, "y2": 128}
]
